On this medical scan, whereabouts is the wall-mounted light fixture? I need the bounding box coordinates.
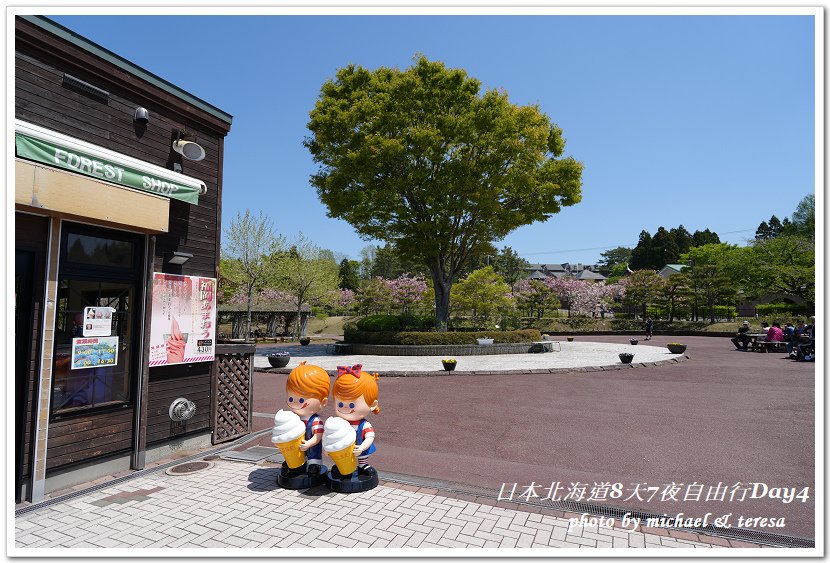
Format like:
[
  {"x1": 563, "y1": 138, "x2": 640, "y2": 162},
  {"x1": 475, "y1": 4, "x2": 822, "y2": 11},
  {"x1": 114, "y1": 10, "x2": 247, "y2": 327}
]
[
  {"x1": 172, "y1": 131, "x2": 206, "y2": 161},
  {"x1": 167, "y1": 251, "x2": 193, "y2": 265},
  {"x1": 134, "y1": 107, "x2": 150, "y2": 124}
]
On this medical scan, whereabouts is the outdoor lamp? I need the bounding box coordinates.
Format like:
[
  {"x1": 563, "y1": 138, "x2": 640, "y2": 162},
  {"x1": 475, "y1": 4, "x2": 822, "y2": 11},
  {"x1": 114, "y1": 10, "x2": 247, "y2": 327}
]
[{"x1": 167, "y1": 251, "x2": 193, "y2": 265}]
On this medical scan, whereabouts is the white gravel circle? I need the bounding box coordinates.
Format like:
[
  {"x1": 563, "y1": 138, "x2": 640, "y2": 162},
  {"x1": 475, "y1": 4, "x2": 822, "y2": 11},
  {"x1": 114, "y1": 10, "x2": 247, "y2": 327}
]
[{"x1": 255, "y1": 341, "x2": 684, "y2": 373}]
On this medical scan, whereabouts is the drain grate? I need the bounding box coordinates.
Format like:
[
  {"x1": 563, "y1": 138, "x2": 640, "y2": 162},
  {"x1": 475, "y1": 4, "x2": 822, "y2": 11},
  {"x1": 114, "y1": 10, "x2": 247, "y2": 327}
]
[
  {"x1": 165, "y1": 461, "x2": 213, "y2": 476},
  {"x1": 219, "y1": 446, "x2": 281, "y2": 463}
]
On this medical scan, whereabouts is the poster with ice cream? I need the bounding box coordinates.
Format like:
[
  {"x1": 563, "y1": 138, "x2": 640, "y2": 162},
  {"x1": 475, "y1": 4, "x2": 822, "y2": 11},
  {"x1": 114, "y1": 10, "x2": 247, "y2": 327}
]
[{"x1": 149, "y1": 273, "x2": 216, "y2": 366}]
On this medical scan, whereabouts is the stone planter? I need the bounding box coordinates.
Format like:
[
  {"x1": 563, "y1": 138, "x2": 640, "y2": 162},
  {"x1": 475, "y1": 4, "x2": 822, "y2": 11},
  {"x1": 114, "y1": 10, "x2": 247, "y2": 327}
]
[
  {"x1": 619, "y1": 353, "x2": 634, "y2": 364},
  {"x1": 299, "y1": 337, "x2": 311, "y2": 346},
  {"x1": 629, "y1": 339, "x2": 639, "y2": 345},
  {"x1": 476, "y1": 338, "x2": 494, "y2": 346},
  {"x1": 267, "y1": 353, "x2": 290, "y2": 368},
  {"x1": 442, "y1": 361, "x2": 457, "y2": 372},
  {"x1": 667, "y1": 344, "x2": 687, "y2": 354},
  {"x1": 567, "y1": 337, "x2": 574, "y2": 342}
]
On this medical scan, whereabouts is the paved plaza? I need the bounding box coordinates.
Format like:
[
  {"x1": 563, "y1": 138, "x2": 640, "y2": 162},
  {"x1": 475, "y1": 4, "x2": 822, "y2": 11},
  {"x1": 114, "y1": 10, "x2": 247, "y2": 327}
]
[
  {"x1": 15, "y1": 454, "x2": 772, "y2": 552},
  {"x1": 15, "y1": 334, "x2": 815, "y2": 552}
]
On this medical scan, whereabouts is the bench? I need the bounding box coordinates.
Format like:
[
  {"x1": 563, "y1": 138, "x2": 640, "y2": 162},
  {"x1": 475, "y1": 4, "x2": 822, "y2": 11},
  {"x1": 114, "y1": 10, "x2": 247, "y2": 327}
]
[{"x1": 758, "y1": 340, "x2": 787, "y2": 353}]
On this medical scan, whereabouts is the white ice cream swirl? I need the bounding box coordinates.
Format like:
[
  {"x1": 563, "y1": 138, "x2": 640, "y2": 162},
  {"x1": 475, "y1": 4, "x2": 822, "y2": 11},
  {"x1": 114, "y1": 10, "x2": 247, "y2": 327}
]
[
  {"x1": 322, "y1": 417, "x2": 357, "y2": 452},
  {"x1": 271, "y1": 409, "x2": 305, "y2": 444}
]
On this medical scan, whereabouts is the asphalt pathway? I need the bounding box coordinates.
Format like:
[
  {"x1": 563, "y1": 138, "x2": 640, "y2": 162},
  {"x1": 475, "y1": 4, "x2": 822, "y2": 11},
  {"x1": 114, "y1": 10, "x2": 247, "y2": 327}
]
[{"x1": 250, "y1": 334, "x2": 816, "y2": 540}]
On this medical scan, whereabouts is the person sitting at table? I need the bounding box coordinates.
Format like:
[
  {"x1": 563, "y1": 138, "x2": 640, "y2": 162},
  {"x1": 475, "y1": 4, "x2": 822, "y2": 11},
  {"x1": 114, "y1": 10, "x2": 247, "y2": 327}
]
[
  {"x1": 760, "y1": 321, "x2": 770, "y2": 334},
  {"x1": 766, "y1": 321, "x2": 784, "y2": 342},
  {"x1": 797, "y1": 318, "x2": 815, "y2": 361},
  {"x1": 731, "y1": 320, "x2": 752, "y2": 351},
  {"x1": 783, "y1": 322, "x2": 795, "y2": 342},
  {"x1": 788, "y1": 319, "x2": 807, "y2": 356}
]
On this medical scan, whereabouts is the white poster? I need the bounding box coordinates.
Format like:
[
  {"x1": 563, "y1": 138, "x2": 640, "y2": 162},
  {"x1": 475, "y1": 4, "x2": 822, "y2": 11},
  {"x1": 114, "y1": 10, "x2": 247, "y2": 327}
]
[
  {"x1": 149, "y1": 273, "x2": 216, "y2": 366},
  {"x1": 82, "y1": 306, "x2": 114, "y2": 337}
]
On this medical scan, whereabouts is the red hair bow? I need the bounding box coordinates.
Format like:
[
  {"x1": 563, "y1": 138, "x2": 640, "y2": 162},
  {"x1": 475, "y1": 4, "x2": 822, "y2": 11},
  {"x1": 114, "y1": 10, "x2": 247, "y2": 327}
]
[{"x1": 337, "y1": 364, "x2": 362, "y2": 378}]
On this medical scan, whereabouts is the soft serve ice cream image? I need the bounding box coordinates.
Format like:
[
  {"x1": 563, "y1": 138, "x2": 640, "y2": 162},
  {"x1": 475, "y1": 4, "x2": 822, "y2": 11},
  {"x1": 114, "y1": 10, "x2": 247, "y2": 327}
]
[
  {"x1": 165, "y1": 317, "x2": 187, "y2": 364},
  {"x1": 322, "y1": 416, "x2": 358, "y2": 475},
  {"x1": 272, "y1": 409, "x2": 307, "y2": 469}
]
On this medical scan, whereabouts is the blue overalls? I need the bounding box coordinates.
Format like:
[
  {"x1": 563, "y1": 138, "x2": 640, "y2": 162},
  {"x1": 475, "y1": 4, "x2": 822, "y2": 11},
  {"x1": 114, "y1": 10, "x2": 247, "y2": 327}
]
[
  {"x1": 304, "y1": 414, "x2": 322, "y2": 462},
  {"x1": 356, "y1": 419, "x2": 377, "y2": 459}
]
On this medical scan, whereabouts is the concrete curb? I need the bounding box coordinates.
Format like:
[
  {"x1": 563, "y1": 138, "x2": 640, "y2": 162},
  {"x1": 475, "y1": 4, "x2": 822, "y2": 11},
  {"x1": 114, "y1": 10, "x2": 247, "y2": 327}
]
[{"x1": 256, "y1": 354, "x2": 691, "y2": 378}]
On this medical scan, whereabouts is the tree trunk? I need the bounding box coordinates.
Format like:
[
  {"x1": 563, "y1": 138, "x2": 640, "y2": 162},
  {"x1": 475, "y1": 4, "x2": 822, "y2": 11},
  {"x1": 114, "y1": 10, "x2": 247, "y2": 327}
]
[
  {"x1": 296, "y1": 303, "x2": 303, "y2": 337},
  {"x1": 245, "y1": 285, "x2": 253, "y2": 342},
  {"x1": 430, "y1": 268, "x2": 451, "y2": 332}
]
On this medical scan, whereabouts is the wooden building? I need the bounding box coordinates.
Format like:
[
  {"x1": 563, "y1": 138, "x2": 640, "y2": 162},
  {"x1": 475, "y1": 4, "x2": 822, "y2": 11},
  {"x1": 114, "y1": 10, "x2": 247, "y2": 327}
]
[{"x1": 14, "y1": 16, "x2": 233, "y2": 502}]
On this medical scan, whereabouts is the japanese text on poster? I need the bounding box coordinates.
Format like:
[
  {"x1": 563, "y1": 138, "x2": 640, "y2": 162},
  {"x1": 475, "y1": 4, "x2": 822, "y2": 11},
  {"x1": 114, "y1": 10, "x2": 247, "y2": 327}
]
[
  {"x1": 149, "y1": 273, "x2": 216, "y2": 366},
  {"x1": 71, "y1": 336, "x2": 119, "y2": 370}
]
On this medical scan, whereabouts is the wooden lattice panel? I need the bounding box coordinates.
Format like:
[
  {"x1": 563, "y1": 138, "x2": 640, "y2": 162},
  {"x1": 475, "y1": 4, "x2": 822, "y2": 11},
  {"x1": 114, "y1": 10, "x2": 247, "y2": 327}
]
[{"x1": 212, "y1": 352, "x2": 253, "y2": 444}]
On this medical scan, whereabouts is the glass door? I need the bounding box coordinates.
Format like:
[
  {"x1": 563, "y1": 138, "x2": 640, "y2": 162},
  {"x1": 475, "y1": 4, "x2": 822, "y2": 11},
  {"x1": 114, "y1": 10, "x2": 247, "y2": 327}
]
[{"x1": 51, "y1": 224, "x2": 144, "y2": 419}]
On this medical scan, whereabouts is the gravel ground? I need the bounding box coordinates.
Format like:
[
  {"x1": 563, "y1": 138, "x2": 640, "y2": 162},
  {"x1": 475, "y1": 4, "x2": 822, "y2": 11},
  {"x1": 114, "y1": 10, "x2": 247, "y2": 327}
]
[{"x1": 253, "y1": 340, "x2": 683, "y2": 372}]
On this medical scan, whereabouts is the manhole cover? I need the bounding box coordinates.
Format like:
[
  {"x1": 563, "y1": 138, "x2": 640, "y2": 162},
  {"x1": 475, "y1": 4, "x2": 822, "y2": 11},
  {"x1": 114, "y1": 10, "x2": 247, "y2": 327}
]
[{"x1": 165, "y1": 460, "x2": 214, "y2": 476}]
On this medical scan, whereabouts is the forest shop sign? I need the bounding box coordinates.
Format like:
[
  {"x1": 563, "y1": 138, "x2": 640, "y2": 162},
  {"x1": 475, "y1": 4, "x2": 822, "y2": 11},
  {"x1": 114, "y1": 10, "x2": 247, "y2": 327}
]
[{"x1": 14, "y1": 122, "x2": 206, "y2": 204}]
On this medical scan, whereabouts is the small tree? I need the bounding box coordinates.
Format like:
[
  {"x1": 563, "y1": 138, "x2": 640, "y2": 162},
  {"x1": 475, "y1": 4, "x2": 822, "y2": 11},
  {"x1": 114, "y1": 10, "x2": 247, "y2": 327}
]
[
  {"x1": 338, "y1": 258, "x2": 361, "y2": 291},
  {"x1": 355, "y1": 277, "x2": 395, "y2": 315},
  {"x1": 271, "y1": 233, "x2": 340, "y2": 337},
  {"x1": 222, "y1": 210, "x2": 282, "y2": 341},
  {"x1": 657, "y1": 272, "x2": 693, "y2": 321},
  {"x1": 514, "y1": 278, "x2": 561, "y2": 319},
  {"x1": 620, "y1": 270, "x2": 664, "y2": 319},
  {"x1": 450, "y1": 266, "x2": 513, "y2": 326},
  {"x1": 388, "y1": 275, "x2": 428, "y2": 314}
]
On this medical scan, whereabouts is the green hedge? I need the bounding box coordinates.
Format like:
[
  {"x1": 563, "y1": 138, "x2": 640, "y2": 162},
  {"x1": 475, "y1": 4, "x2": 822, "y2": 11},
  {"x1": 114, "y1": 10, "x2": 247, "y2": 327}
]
[
  {"x1": 343, "y1": 328, "x2": 542, "y2": 345},
  {"x1": 756, "y1": 303, "x2": 808, "y2": 316},
  {"x1": 355, "y1": 315, "x2": 402, "y2": 332}
]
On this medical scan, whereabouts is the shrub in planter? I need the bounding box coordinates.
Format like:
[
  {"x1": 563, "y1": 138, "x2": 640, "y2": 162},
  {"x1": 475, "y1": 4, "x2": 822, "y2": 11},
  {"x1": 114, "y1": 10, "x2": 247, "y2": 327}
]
[
  {"x1": 619, "y1": 353, "x2": 634, "y2": 364},
  {"x1": 629, "y1": 339, "x2": 639, "y2": 345},
  {"x1": 666, "y1": 342, "x2": 687, "y2": 354},
  {"x1": 441, "y1": 359, "x2": 457, "y2": 371},
  {"x1": 299, "y1": 337, "x2": 311, "y2": 346}
]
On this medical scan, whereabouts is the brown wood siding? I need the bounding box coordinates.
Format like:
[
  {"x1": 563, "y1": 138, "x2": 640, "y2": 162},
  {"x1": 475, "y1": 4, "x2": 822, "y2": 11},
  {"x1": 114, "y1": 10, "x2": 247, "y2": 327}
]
[
  {"x1": 15, "y1": 41, "x2": 225, "y2": 282},
  {"x1": 146, "y1": 370, "x2": 212, "y2": 444},
  {"x1": 46, "y1": 407, "x2": 135, "y2": 470},
  {"x1": 15, "y1": 213, "x2": 49, "y2": 478}
]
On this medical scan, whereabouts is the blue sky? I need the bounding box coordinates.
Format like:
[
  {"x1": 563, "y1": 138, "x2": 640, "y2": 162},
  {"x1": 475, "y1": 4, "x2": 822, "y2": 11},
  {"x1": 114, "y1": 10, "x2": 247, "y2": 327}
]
[{"x1": 49, "y1": 14, "x2": 816, "y2": 265}]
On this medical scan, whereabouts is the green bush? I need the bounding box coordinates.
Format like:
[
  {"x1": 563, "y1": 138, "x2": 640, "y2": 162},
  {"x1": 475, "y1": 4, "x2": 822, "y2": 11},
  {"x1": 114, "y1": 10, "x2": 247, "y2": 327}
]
[
  {"x1": 355, "y1": 315, "x2": 402, "y2": 332},
  {"x1": 343, "y1": 328, "x2": 541, "y2": 345},
  {"x1": 756, "y1": 302, "x2": 808, "y2": 316},
  {"x1": 709, "y1": 305, "x2": 737, "y2": 320}
]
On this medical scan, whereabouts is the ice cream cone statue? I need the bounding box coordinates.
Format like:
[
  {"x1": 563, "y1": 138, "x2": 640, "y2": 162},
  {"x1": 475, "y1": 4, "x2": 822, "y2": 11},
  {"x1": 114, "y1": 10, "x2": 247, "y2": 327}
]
[
  {"x1": 324, "y1": 364, "x2": 380, "y2": 492},
  {"x1": 323, "y1": 417, "x2": 358, "y2": 475},
  {"x1": 271, "y1": 410, "x2": 306, "y2": 469},
  {"x1": 275, "y1": 362, "x2": 331, "y2": 488}
]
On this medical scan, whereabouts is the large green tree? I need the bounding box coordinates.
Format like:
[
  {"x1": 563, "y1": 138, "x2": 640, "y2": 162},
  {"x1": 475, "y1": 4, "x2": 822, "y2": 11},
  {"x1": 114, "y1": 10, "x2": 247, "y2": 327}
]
[
  {"x1": 680, "y1": 244, "x2": 739, "y2": 322},
  {"x1": 305, "y1": 56, "x2": 583, "y2": 331}
]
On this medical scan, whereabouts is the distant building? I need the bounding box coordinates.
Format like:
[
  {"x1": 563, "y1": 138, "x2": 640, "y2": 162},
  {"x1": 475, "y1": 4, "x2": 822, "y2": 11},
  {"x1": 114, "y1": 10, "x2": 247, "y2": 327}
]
[
  {"x1": 657, "y1": 264, "x2": 689, "y2": 278},
  {"x1": 524, "y1": 263, "x2": 607, "y2": 282}
]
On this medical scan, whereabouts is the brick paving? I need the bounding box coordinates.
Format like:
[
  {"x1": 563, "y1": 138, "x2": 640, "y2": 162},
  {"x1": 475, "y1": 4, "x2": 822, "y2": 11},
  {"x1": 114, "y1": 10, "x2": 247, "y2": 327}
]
[{"x1": 14, "y1": 458, "x2": 768, "y2": 551}]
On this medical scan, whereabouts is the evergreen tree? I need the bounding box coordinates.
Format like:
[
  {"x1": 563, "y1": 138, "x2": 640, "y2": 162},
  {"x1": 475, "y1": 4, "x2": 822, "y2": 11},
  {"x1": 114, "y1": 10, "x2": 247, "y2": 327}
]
[
  {"x1": 652, "y1": 226, "x2": 680, "y2": 267},
  {"x1": 670, "y1": 225, "x2": 693, "y2": 255},
  {"x1": 629, "y1": 230, "x2": 655, "y2": 270},
  {"x1": 691, "y1": 229, "x2": 721, "y2": 246},
  {"x1": 338, "y1": 258, "x2": 361, "y2": 291}
]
